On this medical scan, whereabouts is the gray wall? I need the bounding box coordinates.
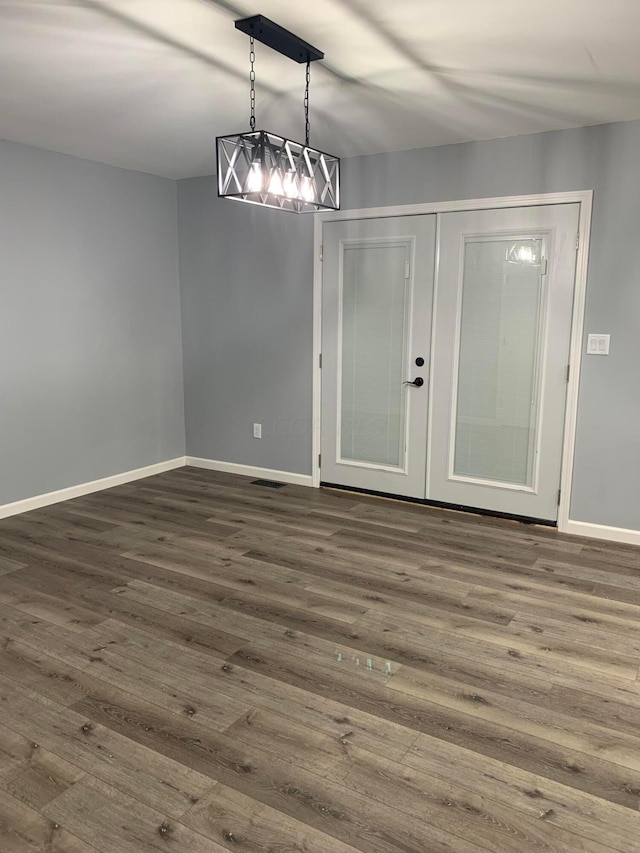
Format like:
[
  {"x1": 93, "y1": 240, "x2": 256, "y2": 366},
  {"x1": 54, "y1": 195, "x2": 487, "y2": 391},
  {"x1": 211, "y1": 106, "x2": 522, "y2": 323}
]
[
  {"x1": 0, "y1": 140, "x2": 185, "y2": 505},
  {"x1": 178, "y1": 185, "x2": 314, "y2": 474},
  {"x1": 179, "y1": 120, "x2": 640, "y2": 530}
]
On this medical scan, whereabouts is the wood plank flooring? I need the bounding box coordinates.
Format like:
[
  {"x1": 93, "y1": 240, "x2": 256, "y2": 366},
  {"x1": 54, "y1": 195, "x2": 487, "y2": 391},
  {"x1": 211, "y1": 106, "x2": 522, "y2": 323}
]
[{"x1": 0, "y1": 468, "x2": 639, "y2": 851}]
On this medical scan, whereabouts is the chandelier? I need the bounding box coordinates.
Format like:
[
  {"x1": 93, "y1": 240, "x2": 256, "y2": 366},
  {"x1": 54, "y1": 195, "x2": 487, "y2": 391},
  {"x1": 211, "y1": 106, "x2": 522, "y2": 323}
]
[{"x1": 216, "y1": 15, "x2": 340, "y2": 213}]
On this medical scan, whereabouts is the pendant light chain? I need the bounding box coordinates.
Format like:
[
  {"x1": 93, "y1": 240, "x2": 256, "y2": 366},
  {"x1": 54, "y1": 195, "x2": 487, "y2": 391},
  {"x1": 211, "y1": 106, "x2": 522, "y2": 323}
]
[
  {"x1": 249, "y1": 36, "x2": 256, "y2": 132},
  {"x1": 304, "y1": 60, "x2": 310, "y2": 147}
]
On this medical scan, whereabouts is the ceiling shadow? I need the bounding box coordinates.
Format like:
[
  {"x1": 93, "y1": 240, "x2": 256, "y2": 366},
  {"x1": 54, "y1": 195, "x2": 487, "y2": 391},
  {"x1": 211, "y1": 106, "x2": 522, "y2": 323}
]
[
  {"x1": 332, "y1": 0, "x2": 637, "y2": 127},
  {"x1": 70, "y1": 0, "x2": 279, "y2": 90}
]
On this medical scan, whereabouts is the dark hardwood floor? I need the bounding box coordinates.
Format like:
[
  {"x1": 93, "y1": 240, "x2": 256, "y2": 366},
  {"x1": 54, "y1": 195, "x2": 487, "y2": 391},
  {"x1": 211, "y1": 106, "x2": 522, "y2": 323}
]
[{"x1": 0, "y1": 467, "x2": 639, "y2": 851}]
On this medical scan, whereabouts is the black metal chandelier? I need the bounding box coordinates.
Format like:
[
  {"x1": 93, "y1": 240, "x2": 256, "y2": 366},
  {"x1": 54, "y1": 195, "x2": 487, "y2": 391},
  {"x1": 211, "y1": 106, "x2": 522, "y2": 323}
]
[{"x1": 216, "y1": 15, "x2": 340, "y2": 213}]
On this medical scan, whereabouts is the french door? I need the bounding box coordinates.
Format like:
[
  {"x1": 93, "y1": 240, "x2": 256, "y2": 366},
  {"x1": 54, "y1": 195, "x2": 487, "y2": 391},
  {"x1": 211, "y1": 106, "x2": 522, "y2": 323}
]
[
  {"x1": 430, "y1": 204, "x2": 579, "y2": 520},
  {"x1": 320, "y1": 216, "x2": 435, "y2": 498},
  {"x1": 320, "y1": 203, "x2": 580, "y2": 522}
]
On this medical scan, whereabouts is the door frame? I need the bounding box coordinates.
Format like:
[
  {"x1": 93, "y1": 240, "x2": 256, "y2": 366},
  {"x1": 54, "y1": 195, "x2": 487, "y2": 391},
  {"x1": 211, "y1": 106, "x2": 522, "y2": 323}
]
[{"x1": 312, "y1": 191, "x2": 593, "y2": 534}]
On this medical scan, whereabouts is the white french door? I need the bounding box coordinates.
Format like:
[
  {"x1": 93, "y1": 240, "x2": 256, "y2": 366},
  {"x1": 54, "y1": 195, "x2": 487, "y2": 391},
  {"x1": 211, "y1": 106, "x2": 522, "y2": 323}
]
[
  {"x1": 429, "y1": 204, "x2": 580, "y2": 521},
  {"x1": 320, "y1": 216, "x2": 436, "y2": 498},
  {"x1": 320, "y1": 202, "x2": 580, "y2": 522}
]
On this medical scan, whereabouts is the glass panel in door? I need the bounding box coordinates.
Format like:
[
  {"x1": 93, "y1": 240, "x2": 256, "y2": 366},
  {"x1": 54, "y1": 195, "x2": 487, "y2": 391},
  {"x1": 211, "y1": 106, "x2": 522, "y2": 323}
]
[
  {"x1": 453, "y1": 237, "x2": 544, "y2": 487},
  {"x1": 340, "y1": 243, "x2": 409, "y2": 468}
]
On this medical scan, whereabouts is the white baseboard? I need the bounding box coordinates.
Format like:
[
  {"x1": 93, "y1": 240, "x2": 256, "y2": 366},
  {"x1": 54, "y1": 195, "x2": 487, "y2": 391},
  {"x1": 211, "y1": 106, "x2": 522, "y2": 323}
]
[
  {"x1": 185, "y1": 456, "x2": 314, "y2": 488},
  {"x1": 9, "y1": 453, "x2": 635, "y2": 549},
  {"x1": 0, "y1": 457, "x2": 187, "y2": 520},
  {"x1": 563, "y1": 519, "x2": 640, "y2": 547},
  {"x1": 0, "y1": 456, "x2": 314, "y2": 521}
]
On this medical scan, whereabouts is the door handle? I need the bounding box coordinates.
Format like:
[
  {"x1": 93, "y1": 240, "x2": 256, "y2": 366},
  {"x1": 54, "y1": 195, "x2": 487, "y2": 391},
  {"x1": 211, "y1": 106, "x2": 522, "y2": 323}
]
[{"x1": 403, "y1": 377, "x2": 424, "y2": 387}]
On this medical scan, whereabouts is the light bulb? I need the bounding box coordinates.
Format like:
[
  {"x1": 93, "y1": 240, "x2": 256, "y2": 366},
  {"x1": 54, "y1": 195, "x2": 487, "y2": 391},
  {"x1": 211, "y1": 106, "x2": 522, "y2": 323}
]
[
  {"x1": 301, "y1": 175, "x2": 315, "y2": 203},
  {"x1": 268, "y1": 171, "x2": 283, "y2": 195},
  {"x1": 283, "y1": 171, "x2": 297, "y2": 198},
  {"x1": 247, "y1": 162, "x2": 263, "y2": 192}
]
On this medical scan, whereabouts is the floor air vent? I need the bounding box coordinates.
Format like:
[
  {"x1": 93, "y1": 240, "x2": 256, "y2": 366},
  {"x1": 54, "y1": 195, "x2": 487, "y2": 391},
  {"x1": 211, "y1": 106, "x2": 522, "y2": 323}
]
[{"x1": 251, "y1": 479, "x2": 286, "y2": 489}]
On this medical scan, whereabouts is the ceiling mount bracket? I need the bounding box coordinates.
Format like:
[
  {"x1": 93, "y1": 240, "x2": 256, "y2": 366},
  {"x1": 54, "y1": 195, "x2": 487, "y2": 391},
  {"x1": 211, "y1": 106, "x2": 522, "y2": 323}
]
[{"x1": 234, "y1": 15, "x2": 324, "y2": 64}]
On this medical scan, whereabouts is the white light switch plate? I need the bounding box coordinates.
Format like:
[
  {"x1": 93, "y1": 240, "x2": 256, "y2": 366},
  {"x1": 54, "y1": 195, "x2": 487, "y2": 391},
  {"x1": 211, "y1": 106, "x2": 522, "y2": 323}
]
[{"x1": 587, "y1": 334, "x2": 610, "y2": 355}]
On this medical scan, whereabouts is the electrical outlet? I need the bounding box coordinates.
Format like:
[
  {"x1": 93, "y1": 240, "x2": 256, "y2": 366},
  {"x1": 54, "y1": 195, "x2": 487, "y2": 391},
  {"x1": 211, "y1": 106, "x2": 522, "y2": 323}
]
[{"x1": 253, "y1": 423, "x2": 262, "y2": 439}]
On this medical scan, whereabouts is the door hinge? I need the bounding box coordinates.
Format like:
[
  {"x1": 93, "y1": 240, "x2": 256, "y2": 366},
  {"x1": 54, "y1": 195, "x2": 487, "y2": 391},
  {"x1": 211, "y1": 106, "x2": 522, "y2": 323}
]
[
  {"x1": 566, "y1": 363, "x2": 570, "y2": 382},
  {"x1": 576, "y1": 232, "x2": 580, "y2": 251},
  {"x1": 540, "y1": 257, "x2": 548, "y2": 275},
  {"x1": 318, "y1": 454, "x2": 321, "y2": 468},
  {"x1": 557, "y1": 488, "x2": 562, "y2": 506},
  {"x1": 405, "y1": 261, "x2": 410, "y2": 279},
  {"x1": 319, "y1": 245, "x2": 323, "y2": 261},
  {"x1": 319, "y1": 353, "x2": 322, "y2": 369}
]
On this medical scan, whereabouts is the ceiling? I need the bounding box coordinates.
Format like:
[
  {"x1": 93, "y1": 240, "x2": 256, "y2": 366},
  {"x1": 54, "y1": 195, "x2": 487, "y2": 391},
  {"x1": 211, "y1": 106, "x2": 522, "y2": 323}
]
[{"x1": 2, "y1": 0, "x2": 640, "y2": 178}]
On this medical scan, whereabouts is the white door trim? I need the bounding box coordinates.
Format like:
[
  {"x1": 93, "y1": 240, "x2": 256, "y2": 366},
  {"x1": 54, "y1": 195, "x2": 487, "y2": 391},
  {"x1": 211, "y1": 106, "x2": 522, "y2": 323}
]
[{"x1": 312, "y1": 190, "x2": 593, "y2": 536}]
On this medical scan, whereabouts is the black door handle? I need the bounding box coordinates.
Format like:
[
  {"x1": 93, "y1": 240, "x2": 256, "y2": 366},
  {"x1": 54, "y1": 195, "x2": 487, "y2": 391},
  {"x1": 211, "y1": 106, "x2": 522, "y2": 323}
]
[{"x1": 403, "y1": 377, "x2": 424, "y2": 387}]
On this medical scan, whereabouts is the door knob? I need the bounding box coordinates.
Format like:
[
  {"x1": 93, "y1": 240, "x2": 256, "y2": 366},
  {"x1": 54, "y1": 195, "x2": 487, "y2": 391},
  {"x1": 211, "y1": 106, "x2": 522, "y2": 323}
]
[{"x1": 403, "y1": 377, "x2": 424, "y2": 387}]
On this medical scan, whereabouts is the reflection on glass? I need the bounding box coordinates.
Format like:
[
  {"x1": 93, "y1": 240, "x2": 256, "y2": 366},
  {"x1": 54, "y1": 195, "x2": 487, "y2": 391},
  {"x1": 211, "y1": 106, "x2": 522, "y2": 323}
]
[
  {"x1": 454, "y1": 238, "x2": 544, "y2": 486},
  {"x1": 506, "y1": 240, "x2": 541, "y2": 265}
]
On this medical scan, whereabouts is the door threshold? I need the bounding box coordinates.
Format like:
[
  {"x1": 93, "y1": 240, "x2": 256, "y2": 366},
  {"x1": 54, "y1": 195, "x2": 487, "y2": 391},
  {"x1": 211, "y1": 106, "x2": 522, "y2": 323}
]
[{"x1": 320, "y1": 482, "x2": 557, "y2": 527}]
